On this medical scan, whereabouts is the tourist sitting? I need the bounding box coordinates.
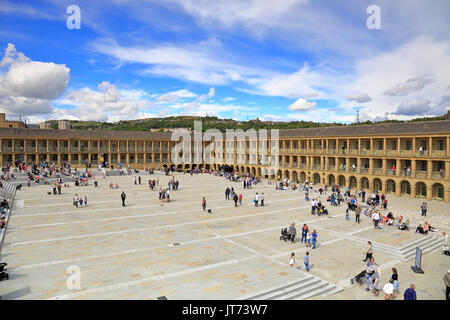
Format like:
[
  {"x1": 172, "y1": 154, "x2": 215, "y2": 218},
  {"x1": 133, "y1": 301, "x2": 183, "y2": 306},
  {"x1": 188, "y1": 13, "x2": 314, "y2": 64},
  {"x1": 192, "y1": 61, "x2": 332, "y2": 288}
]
[
  {"x1": 399, "y1": 218, "x2": 409, "y2": 231},
  {"x1": 0, "y1": 216, "x2": 6, "y2": 229},
  {"x1": 415, "y1": 224, "x2": 425, "y2": 234},
  {"x1": 424, "y1": 222, "x2": 436, "y2": 234}
]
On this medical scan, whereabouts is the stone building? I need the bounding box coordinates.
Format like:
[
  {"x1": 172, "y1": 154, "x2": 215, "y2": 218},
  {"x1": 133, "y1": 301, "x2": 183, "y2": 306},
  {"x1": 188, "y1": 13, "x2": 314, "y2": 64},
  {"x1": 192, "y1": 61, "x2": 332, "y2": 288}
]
[{"x1": 0, "y1": 119, "x2": 449, "y2": 202}]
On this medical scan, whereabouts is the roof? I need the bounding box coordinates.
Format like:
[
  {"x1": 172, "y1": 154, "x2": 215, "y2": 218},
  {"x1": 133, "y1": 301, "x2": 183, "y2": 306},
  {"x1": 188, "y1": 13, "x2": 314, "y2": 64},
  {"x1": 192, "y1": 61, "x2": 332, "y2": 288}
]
[{"x1": 0, "y1": 120, "x2": 449, "y2": 140}]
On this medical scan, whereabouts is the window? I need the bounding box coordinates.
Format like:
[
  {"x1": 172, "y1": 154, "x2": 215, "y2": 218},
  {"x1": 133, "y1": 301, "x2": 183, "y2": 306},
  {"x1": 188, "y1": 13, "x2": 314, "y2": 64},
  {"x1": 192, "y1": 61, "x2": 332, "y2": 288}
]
[
  {"x1": 405, "y1": 140, "x2": 411, "y2": 150},
  {"x1": 378, "y1": 140, "x2": 383, "y2": 150},
  {"x1": 31, "y1": 141, "x2": 36, "y2": 148},
  {"x1": 293, "y1": 141, "x2": 297, "y2": 149},
  {"x1": 391, "y1": 140, "x2": 397, "y2": 150},
  {"x1": 354, "y1": 141, "x2": 359, "y2": 149},
  {"x1": 365, "y1": 141, "x2": 371, "y2": 150},
  {"x1": 437, "y1": 139, "x2": 445, "y2": 151},
  {"x1": 420, "y1": 161, "x2": 427, "y2": 171},
  {"x1": 421, "y1": 140, "x2": 427, "y2": 150}
]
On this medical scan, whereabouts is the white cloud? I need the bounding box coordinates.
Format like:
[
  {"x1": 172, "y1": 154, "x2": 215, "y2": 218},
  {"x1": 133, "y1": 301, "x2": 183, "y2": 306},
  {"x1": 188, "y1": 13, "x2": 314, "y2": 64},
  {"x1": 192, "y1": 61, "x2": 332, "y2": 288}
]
[
  {"x1": 344, "y1": 36, "x2": 450, "y2": 118},
  {"x1": 383, "y1": 75, "x2": 435, "y2": 97},
  {"x1": 157, "y1": 89, "x2": 197, "y2": 103},
  {"x1": 0, "y1": 43, "x2": 70, "y2": 116},
  {"x1": 56, "y1": 84, "x2": 152, "y2": 122},
  {"x1": 346, "y1": 93, "x2": 372, "y2": 103},
  {"x1": 288, "y1": 98, "x2": 316, "y2": 111}
]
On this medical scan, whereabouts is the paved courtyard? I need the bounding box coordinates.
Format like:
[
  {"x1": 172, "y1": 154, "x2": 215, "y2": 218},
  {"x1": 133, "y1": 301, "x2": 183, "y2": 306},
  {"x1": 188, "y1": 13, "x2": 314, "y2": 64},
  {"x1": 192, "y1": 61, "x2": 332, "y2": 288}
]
[{"x1": 0, "y1": 172, "x2": 448, "y2": 300}]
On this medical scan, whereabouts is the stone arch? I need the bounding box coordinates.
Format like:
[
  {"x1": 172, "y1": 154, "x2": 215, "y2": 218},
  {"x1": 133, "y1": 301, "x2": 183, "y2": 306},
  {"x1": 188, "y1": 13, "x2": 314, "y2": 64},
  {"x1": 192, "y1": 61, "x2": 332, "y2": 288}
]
[
  {"x1": 327, "y1": 174, "x2": 335, "y2": 186},
  {"x1": 400, "y1": 180, "x2": 411, "y2": 196},
  {"x1": 313, "y1": 173, "x2": 321, "y2": 185},
  {"x1": 349, "y1": 176, "x2": 357, "y2": 189},
  {"x1": 338, "y1": 175, "x2": 346, "y2": 187},
  {"x1": 292, "y1": 171, "x2": 298, "y2": 182},
  {"x1": 270, "y1": 168, "x2": 276, "y2": 179},
  {"x1": 360, "y1": 177, "x2": 370, "y2": 190},
  {"x1": 432, "y1": 183, "x2": 444, "y2": 200},
  {"x1": 184, "y1": 164, "x2": 190, "y2": 169},
  {"x1": 385, "y1": 179, "x2": 396, "y2": 194},
  {"x1": 416, "y1": 181, "x2": 427, "y2": 198},
  {"x1": 300, "y1": 171, "x2": 306, "y2": 183},
  {"x1": 276, "y1": 169, "x2": 283, "y2": 180},
  {"x1": 251, "y1": 167, "x2": 256, "y2": 176},
  {"x1": 257, "y1": 167, "x2": 262, "y2": 177},
  {"x1": 284, "y1": 170, "x2": 290, "y2": 180},
  {"x1": 373, "y1": 178, "x2": 382, "y2": 192}
]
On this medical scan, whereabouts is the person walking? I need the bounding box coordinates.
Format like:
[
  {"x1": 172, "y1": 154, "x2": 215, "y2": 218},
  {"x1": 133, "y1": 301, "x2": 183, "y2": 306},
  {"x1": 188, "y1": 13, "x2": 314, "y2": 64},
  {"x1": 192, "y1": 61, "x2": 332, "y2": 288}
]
[
  {"x1": 138, "y1": 176, "x2": 141, "y2": 185},
  {"x1": 304, "y1": 252, "x2": 310, "y2": 272},
  {"x1": 225, "y1": 187, "x2": 230, "y2": 200},
  {"x1": 444, "y1": 270, "x2": 450, "y2": 300},
  {"x1": 73, "y1": 194, "x2": 79, "y2": 208},
  {"x1": 420, "y1": 202, "x2": 427, "y2": 217},
  {"x1": 288, "y1": 223, "x2": 296, "y2": 244},
  {"x1": 355, "y1": 204, "x2": 361, "y2": 224},
  {"x1": 404, "y1": 284, "x2": 417, "y2": 300},
  {"x1": 391, "y1": 268, "x2": 399, "y2": 298},
  {"x1": 238, "y1": 193, "x2": 243, "y2": 206},
  {"x1": 363, "y1": 241, "x2": 373, "y2": 262},
  {"x1": 254, "y1": 193, "x2": 259, "y2": 207},
  {"x1": 121, "y1": 191, "x2": 126, "y2": 207},
  {"x1": 301, "y1": 224, "x2": 308, "y2": 244},
  {"x1": 260, "y1": 193, "x2": 264, "y2": 206},
  {"x1": 289, "y1": 252, "x2": 295, "y2": 267},
  {"x1": 373, "y1": 211, "x2": 380, "y2": 229},
  {"x1": 202, "y1": 197, "x2": 206, "y2": 211},
  {"x1": 84, "y1": 196, "x2": 88, "y2": 207},
  {"x1": 306, "y1": 230, "x2": 311, "y2": 247},
  {"x1": 233, "y1": 193, "x2": 239, "y2": 207},
  {"x1": 312, "y1": 230, "x2": 318, "y2": 249}
]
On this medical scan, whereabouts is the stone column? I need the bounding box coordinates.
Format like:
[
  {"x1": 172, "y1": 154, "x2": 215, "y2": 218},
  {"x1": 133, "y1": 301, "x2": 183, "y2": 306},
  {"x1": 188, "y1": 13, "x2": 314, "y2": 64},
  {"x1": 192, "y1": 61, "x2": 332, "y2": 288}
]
[{"x1": 427, "y1": 160, "x2": 433, "y2": 179}]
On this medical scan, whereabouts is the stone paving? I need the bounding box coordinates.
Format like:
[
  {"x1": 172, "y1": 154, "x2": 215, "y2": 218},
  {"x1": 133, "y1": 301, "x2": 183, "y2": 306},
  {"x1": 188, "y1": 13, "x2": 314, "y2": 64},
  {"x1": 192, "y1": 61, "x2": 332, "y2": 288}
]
[{"x1": 0, "y1": 172, "x2": 448, "y2": 300}]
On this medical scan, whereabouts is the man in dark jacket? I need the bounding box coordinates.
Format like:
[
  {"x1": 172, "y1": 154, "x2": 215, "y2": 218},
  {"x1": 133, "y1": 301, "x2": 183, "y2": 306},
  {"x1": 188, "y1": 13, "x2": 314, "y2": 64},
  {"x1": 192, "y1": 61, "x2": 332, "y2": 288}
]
[
  {"x1": 403, "y1": 284, "x2": 417, "y2": 300},
  {"x1": 121, "y1": 191, "x2": 126, "y2": 207}
]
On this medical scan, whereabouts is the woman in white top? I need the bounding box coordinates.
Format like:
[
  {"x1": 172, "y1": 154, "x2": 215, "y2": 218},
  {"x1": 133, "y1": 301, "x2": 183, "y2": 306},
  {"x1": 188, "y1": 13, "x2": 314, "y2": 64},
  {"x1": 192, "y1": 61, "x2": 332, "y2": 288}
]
[{"x1": 289, "y1": 252, "x2": 295, "y2": 267}]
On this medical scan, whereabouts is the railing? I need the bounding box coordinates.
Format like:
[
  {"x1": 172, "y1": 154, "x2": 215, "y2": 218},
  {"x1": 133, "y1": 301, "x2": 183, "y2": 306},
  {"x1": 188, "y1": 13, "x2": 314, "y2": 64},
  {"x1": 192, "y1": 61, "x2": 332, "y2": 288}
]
[
  {"x1": 80, "y1": 146, "x2": 89, "y2": 152},
  {"x1": 348, "y1": 149, "x2": 359, "y2": 155},
  {"x1": 385, "y1": 169, "x2": 396, "y2": 176},
  {"x1": 373, "y1": 150, "x2": 384, "y2": 156},
  {"x1": 48, "y1": 146, "x2": 58, "y2": 152},
  {"x1": 386, "y1": 150, "x2": 399, "y2": 156},
  {"x1": 360, "y1": 168, "x2": 370, "y2": 174},
  {"x1": 59, "y1": 147, "x2": 69, "y2": 152},
  {"x1": 415, "y1": 171, "x2": 427, "y2": 178},
  {"x1": 432, "y1": 172, "x2": 446, "y2": 180},
  {"x1": 146, "y1": 158, "x2": 153, "y2": 163},
  {"x1": 360, "y1": 149, "x2": 371, "y2": 156},
  {"x1": 119, "y1": 147, "x2": 127, "y2": 152},
  {"x1": 111, "y1": 147, "x2": 118, "y2": 152},
  {"x1": 99, "y1": 147, "x2": 109, "y2": 152},
  {"x1": 70, "y1": 147, "x2": 79, "y2": 152},
  {"x1": 400, "y1": 150, "x2": 413, "y2": 157},
  {"x1": 37, "y1": 147, "x2": 47, "y2": 152},
  {"x1": 373, "y1": 168, "x2": 383, "y2": 174},
  {"x1": 299, "y1": 164, "x2": 307, "y2": 169},
  {"x1": 432, "y1": 150, "x2": 446, "y2": 158},
  {"x1": 313, "y1": 165, "x2": 321, "y2": 170},
  {"x1": 1, "y1": 147, "x2": 12, "y2": 152},
  {"x1": 327, "y1": 165, "x2": 335, "y2": 171},
  {"x1": 128, "y1": 147, "x2": 135, "y2": 152}
]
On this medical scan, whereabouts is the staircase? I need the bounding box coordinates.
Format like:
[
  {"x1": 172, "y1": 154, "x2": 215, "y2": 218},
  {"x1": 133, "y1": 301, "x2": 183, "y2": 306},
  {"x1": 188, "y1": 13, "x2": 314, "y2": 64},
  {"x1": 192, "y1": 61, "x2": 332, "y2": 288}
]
[{"x1": 240, "y1": 276, "x2": 342, "y2": 300}]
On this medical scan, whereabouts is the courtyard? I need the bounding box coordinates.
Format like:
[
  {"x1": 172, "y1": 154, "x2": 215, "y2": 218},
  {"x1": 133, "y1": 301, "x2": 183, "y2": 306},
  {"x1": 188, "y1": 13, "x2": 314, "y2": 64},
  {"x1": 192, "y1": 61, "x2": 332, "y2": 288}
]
[{"x1": 0, "y1": 171, "x2": 448, "y2": 300}]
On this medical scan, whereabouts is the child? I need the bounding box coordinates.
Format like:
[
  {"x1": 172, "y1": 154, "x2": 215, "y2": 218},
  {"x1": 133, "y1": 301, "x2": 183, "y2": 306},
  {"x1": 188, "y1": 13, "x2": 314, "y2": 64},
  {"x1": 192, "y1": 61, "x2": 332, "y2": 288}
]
[
  {"x1": 345, "y1": 208, "x2": 350, "y2": 221},
  {"x1": 306, "y1": 231, "x2": 311, "y2": 248},
  {"x1": 202, "y1": 197, "x2": 206, "y2": 211},
  {"x1": 289, "y1": 252, "x2": 295, "y2": 267}
]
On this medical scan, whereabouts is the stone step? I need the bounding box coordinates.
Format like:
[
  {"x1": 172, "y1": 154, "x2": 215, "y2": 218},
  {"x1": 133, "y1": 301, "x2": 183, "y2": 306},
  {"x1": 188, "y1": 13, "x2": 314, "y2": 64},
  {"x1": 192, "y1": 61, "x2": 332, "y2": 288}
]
[
  {"x1": 399, "y1": 235, "x2": 439, "y2": 252},
  {"x1": 244, "y1": 277, "x2": 314, "y2": 300},
  {"x1": 259, "y1": 278, "x2": 322, "y2": 300},
  {"x1": 284, "y1": 281, "x2": 332, "y2": 300},
  {"x1": 402, "y1": 239, "x2": 444, "y2": 261},
  {"x1": 401, "y1": 236, "x2": 442, "y2": 253},
  {"x1": 320, "y1": 285, "x2": 344, "y2": 298}
]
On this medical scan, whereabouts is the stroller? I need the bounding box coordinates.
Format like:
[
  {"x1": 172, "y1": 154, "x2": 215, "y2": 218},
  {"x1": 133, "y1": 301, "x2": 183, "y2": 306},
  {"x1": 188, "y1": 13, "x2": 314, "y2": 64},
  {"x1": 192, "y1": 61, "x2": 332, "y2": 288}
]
[
  {"x1": 280, "y1": 228, "x2": 289, "y2": 241},
  {"x1": 350, "y1": 270, "x2": 368, "y2": 285},
  {"x1": 0, "y1": 262, "x2": 8, "y2": 281}
]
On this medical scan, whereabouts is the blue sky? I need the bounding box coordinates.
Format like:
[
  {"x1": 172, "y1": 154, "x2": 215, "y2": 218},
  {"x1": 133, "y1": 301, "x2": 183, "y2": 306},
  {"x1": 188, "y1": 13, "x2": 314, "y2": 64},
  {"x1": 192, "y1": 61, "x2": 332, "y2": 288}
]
[{"x1": 0, "y1": 0, "x2": 449, "y2": 123}]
